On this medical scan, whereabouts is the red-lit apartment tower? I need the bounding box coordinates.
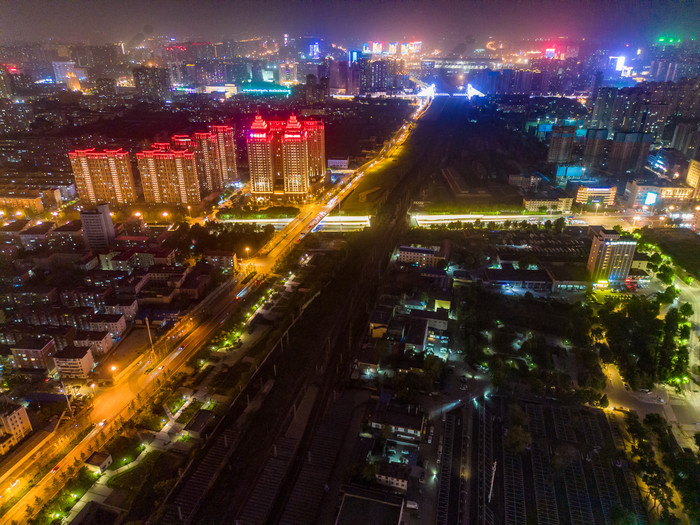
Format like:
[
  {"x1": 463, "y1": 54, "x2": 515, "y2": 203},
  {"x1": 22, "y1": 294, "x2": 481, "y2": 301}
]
[
  {"x1": 303, "y1": 119, "x2": 326, "y2": 182},
  {"x1": 69, "y1": 148, "x2": 137, "y2": 205},
  {"x1": 247, "y1": 115, "x2": 275, "y2": 196},
  {"x1": 246, "y1": 115, "x2": 325, "y2": 199},
  {"x1": 209, "y1": 125, "x2": 238, "y2": 185},
  {"x1": 281, "y1": 115, "x2": 310, "y2": 195},
  {"x1": 136, "y1": 145, "x2": 200, "y2": 205},
  {"x1": 193, "y1": 132, "x2": 223, "y2": 193}
]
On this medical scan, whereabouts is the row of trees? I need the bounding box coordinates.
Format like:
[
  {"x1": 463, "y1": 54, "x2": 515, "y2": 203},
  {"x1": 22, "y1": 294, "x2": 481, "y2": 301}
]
[{"x1": 430, "y1": 216, "x2": 566, "y2": 233}]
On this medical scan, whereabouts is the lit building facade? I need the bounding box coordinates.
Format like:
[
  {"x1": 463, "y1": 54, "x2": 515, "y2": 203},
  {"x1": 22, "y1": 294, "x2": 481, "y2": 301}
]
[
  {"x1": 587, "y1": 227, "x2": 637, "y2": 283},
  {"x1": 246, "y1": 115, "x2": 325, "y2": 199},
  {"x1": 575, "y1": 186, "x2": 617, "y2": 206},
  {"x1": 193, "y1": 132, "x2": 223, "y2": 193},
  {"x1": 247, "y1": 115, "x2": 275, "y2": 197},
  {"x1": 209, "y1": 125, "x2": 238, "y2": 185},
  {"x1": 69, "y1": 149, "x2": 137, "y2": 205},
  {"x1": 137, "y1": 147, "x2": 201, "y2": 205}
]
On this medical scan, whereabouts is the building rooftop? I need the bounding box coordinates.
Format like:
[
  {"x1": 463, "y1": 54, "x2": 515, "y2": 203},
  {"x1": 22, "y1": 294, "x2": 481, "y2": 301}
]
[
  {"x1": 0, "y1": 220, "x2": 30, "y2": 233},
  {"x1": 54, "y1": 345, "x2": 90, "y2": 360},
  {"x1": 409, "y1": 308, "x2": 449, "y2": 321},
  {"x1": 335, "y1": 489, "x2": 403, "y2": 525},
  {"x1": 399, "y1": 245, "x2": 437, "y2": 255},
  {"x1": 53, "y1": 221, "x2": 82, "y2": 233},
  {"x1": 0, "y1": 401, "x2": 24, "y2": 417},
  {"x1": 85, "y1": 451, "x2": 111, "y2": 467},
  {"x1": 184, "y1": 409, "x2": 215, "y2": 434},
  {"x1": 12, "y1": 335, "x2": 54, "y2": 350},
  {"x1": 485, "y1": 265, "x2": 552, "y2": 284},
  {"x1": 89, "y1": 314, "x2": 124, "y2": 323},
  {"x1": 20, "y1": 222, "x2": 55, "y2": 235},
  {"x1": 74, "y1": 330, "x2": 110, "y2": 341},
  {"x1": 545, "y1": 265, "x2": 590, "y2": 282}
]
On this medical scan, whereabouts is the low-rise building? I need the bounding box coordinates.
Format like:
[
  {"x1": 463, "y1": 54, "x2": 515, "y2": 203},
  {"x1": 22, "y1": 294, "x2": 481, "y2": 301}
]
[
  {"x1": 369, "y1": 402, "x2": 424, "y2": 443},
  {"x1": 204, "y1": 250, "x2": 238, "y2": 270},
  {"x1": 18, "y1": 222, "x2": 56, "y2": 251},
  {"x1": 483, "y1": 265, "x2": 553, "y2": 293},
  {"x1": 53, "y1": 345, "x2": 94, "y2": 379},
  {"x1": 574, "y1": 185, "x2": 617, "y2": 206},
  {"x1": 408, "y1": 308, "x2": 449, "y2": 331},
  {"x1": 376, "y1": 462, "x2": 411, "y2": 492},
  {"x1": 0, "y1": 403, "x2": 32, "y2": 454},
  {"x1": 397, "y1": 244, "x2": 447, "y2": 267},
  {"x1": 73, "y1": 330, "x2": 113, "y2": 356},
  {"x1": 522, "y1": 189, "x2": 573, "y2": 212},
  {"x1": 85, "y1": 452, "x2": 112, "y2": 473},
  {"x1": 88, "y1": 314, "x2": 126, "y2": 339},
  {"x1": 11, "y1": 336, "x2": 56, "y2": 372},
  {"x1": 624, "y1": 179, "x2": 694, "y2": 208},
  {"x1": 104, "y1": 297, "x2": 138, "y2": 321}
]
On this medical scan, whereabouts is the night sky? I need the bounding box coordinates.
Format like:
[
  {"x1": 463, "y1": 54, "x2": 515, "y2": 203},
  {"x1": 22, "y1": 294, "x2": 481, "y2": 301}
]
[{"x1": 0, "y1": 0, "x2": 698, "y2": 46}]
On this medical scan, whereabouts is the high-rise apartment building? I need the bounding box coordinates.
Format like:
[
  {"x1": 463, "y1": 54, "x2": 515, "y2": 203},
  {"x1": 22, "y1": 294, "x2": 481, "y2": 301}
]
[
  {"x1": 193, "y1": 132, "x2": 223, "y2": 193},
  {"x1": 590, "y1": 87, "x2": 617, "y2": 129},
  {"x1": 246, "y1": 115, "x2": 325, "y2": 199},
  {"x1": 247, "y1": 115, "x2": 275, "y2": 197},
  {"x1": 80, "y1": 203, "x2": 115, "y2": 251},
  {"x1": 587, "y1": 226, "x2": 637, "y2": 283},
  {"x1": 583, "y1": 128, "x2": 609, "y2": 169},
  {"x1": 547, "y1": 126, "x2": 575, "y2": 164},
  {"x1": 137, "y1": 147, "x2": 201, "y2": 205},
  {"x1": 0, "y1": 66, "x2": 11, "y2": 98},
  {"x1": 69, "y1": 148, "x2": 137, "y2": 205},
  {"x1": 281, "y1": 116, "x2": 310, "y2": 195},
  {"x1": 132, "y1": 66, "x2": 171, "y2": 101},
  {"x1": 686, "y1": 159, "x2": 700, "y2": 199},
  {"x1": 209, "y1": 125, "x2": 238, "y2": 185},
  {"x1": 608, "y1": 132, "x2": 654, "y2": 174}
]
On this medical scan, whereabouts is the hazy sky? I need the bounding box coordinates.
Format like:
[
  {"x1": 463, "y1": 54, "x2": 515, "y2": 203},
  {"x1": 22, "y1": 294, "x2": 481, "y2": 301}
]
[{"x1": 0, "y1": 0, "x2": 698, "y2": 46}]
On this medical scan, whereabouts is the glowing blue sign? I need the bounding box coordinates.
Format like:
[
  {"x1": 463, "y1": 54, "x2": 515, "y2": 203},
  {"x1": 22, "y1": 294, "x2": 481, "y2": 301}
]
[{"x1": 644, "y1": 192, "x2": 658, "y2": 206}]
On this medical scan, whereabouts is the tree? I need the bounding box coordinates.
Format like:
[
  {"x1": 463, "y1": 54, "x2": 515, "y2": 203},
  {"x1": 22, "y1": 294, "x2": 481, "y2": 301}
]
[
  {"x1": 656, "y1": 265, "x2": 674, "y2": 286},
  {"x1": 679, "y1": 302, "x2": 694, "y2": 319},
  {"x1": 553, "y1": 217, "x2": 566, "y2": 233}
]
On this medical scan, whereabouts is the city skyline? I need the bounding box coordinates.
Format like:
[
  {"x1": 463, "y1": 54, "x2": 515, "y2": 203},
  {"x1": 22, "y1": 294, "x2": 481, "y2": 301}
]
[{"x1": 1, "y1": 0, "x2": 699, "y2": 46}]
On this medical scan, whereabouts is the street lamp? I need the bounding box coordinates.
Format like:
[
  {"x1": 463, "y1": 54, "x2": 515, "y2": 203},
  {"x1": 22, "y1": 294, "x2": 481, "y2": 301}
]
[
  {"x1": 134, "y1": 211, "x2": 141, "y2": 217},
  {"x1": 595, "y1": 203, "x2": 600, "y2": 215},
  {"x1": 245, "y1": 247, "x2": 250, "y2": 259},
  {"x1": 162, "y1": 211, "x2": 169, "y2": 218}
]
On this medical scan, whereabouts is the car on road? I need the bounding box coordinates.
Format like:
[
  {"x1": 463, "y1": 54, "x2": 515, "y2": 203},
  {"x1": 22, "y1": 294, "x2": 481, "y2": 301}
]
[
  {"x1": 99, "y1": 419, "x2": 106, "y2": 426},
  {"x1": 51, "y1": 465, "x2": 60, "y2": 473}
]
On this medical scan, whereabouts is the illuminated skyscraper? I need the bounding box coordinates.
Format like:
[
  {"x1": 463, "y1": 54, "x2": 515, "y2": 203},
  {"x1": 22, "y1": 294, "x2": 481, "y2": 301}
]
[
  {"x1": 281, "y1": 115, "x2": 310, "y2": 195},
  {"x1": 247, "y1": 115, "x2": 275, "y2": 197},
  {"x1": 686, "y1": 159, "x2": 700, "y2": 198},
  {"x1": 136, "y1": 147, "x2": 200, "y2": 205},
  {"x1": 302, "y1": 119, "x2": 326, "y2": 182},
  {"x1": 69, "y1": 149, "x2": 137, "y2": 205},
  {"x1": 209, "y1": 125, "x2": 238, "y2": 185},
  {"x1": 246, "y1": 115, "x2": 324, "y2": 198},
  {"x1": 587, "y1": 226, "x2": 636, "y2": 283},
  {"x1": 193, "y1": 132, "x2": 223, "y2": 193},
  {"x1": 132, "y1": 66, "x2": 171, "y2": 101}
]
